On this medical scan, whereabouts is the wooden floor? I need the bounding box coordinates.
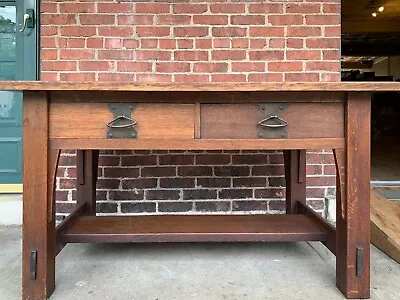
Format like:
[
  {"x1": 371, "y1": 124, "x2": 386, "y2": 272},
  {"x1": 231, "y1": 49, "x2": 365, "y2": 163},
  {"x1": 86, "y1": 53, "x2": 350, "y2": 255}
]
[{"x1": 61, "y1": 215, "x2": 329, "y2": 244}]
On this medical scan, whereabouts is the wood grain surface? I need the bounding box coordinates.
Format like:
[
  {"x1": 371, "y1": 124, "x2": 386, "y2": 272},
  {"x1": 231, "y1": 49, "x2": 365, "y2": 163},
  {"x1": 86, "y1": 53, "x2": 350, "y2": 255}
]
[
  {"x1": 201, "y1": 103, "x2": 344, "y2": 139},
  {"x1": 49, "y1": 103, "x2": 195, "y2": 139},
  {"x1": 1, "y1": 80, "x2": 400, "y2": 91},
  {"x1": 62, "y1": 215, "x2": 329, "y2": 243}
]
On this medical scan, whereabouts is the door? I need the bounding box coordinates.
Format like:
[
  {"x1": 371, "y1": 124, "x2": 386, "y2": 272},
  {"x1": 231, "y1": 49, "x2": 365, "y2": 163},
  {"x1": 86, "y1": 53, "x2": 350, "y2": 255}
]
[{"x1": 0, "y1": 0, "x2": 38, "y2": 190}]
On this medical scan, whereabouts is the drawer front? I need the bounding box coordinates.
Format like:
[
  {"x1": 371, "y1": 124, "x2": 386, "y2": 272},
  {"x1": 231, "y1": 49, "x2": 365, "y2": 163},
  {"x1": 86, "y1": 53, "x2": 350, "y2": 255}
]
[
  {"x1": 50, "y1": 103, "x2": 195, "y2": 139},
  {"x1": 201, "y1": 103, "x2": 344, "y2": 139}
]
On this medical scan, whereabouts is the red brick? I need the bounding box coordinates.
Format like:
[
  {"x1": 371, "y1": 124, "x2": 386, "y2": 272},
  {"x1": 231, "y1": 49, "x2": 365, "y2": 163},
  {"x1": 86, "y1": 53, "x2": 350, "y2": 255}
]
[
  {"x1": 249, "y1": 50, "x2": 284, "y2": 61},
  {"x1": 104, "y1": 38, "x2": 123, "y2": 49},
  {"x1": 250, "y1": 39, "x2": 267, "y2": 49},
  {"x1": 66, "y1": 38, "x2": 85, "y2": 48},
  {"x1": 306, "y1": 188, "x2": 325, "y2": 199},
  {"x1": 287, "y1": 27, "x2": 321, "y2": 37},
  {"x1": 249, "y1": 27, "x2": 284, "y2": 37},
  {"x1": 213, "y1": 39, "x2": 230, "y2": 48},
  {"x1": 323, "y1": 50, "x2": 340, "y2": 60},
  {"x1": 99, "y1": 27, "x2": 133, "y2": 37},
  {"x1": 231, "y1": 15, "x2": 265, "y2": 25},
  {"x1": 159, "y1": 39, "x2": 176, "y2": 49},
  {"x1": 98, "y1": 50, "x2": 134, "y2": 60},
  {"x1": 325, "y1": 26, "x2": 341, "y2": 37},
  {"x1": 248, "y1": 73, "x2": 283, "y2": 82},
  {"x1": 175, "y1": 51, "x2": 208, "y2": 61},
  {"x1": 249, "y1": 4, "x2": 283, "y2": 14},
  {"x1": 232, "y1": 62, "x2": 265, "y2": 72},
  {"x1": 118, "y1": 15, "x2": 154, "y2": 25},
  {"x1": 323, "y1": 4, "x2": 341, "y2": 14},
  {"x1": 135, "y1": 3, "x2": 170, "y2": 14},
  {"x1": 268, "y1": 15, "x2": 303, "y2": 25},
  {"x1": 286, "y1": 4, "x2": 321, "y2": 13},
  {"x1": 123, "y1": 39, "x2": 140, "y2": 49},
  {"x1": 136, "y1": 50, "x2": 171, "y2": 61},
  {"x1": 177, "y1": 74, "x2": 210, "y2": 82},
  {"x1": 194, "y1": 63, "x2": 228, "y2": 73},
  {"x1": 231, "y1": 38, "x2": 249, "y2": 49},
  {"x1": 287, "y1": 50, "x2": 321, "y2": 60},
  {"x1": 173, "y1": 4, "x2": 208, "y2": 14},
  {"x1": 306, "y1": 61, "x2": 340, "y2": 72},
  {"x1": 306, "y1": 15, "x2": 340, "y2": 25},
  {"x1": 141, "y1": 39, "x2": 158, "y2": 49},
  {"x1": 196, "y1": 154, "x2": 231, "y2": 165},
  {"x1": 213, "y1": 27, "x2": 247, "y2": 37},
  {"x1": 41, "y1": 26, "x2": 58, "y2": 36},
  {"x1": 103, "y1": 167, "x2": 139, "y2": 178},
  {"x1": 60, "y1": 49, "x2": 94, "y2": 60},
  {"x1": 174, "y1": 27, "x2": 209, "y2": 37},
  {"x1": 97, "y1": 3, "x2": 133, "y2": 13},
  {"x1": 60, "y1": 73, "x2": 95, "y2": 81},
  {"x1": 323, "y1": 165, "x2": 336, "y2": 175},
  {"x1": 210, "y1": 4, "x2": 245, "y2": 13},
  {"x1": 60, "y1": 26, "x2": 96, "y2": 37},
  {"x1": 307, "y1": 38, "x2": 340, "y2": 49},
  {"x1": 321, "y1": 73, "x2": 340, "y2": 82},
  {"x1": 136, "y1": 74, "x2": 172, "y2": 82},
  {"x1": 211, "y1": 74, "x2": 247, "y2": 82},
  {"x1": 41, "y1": 14, "x2": 77, "y2": 25},
  {"x1": 40, "y1": 72, "x2": 57, "y2": 81},
  {"x1": 195, "y1": 39, "x2": 212, "y2": 49},
  {"x1": 80, "y1": 14, "x2": 114, "y2": 25},
  {"x1": 41, "y1": 49, "x2": 57, "y2": 60},
  {"x1": 286, "y1": 38, "x2": 304, "y2": 49},
  {"x1": 193, "y1": 15, "x2": 228, "y2": 25},
  {"x1": 156, "y1": 62, "x2": 190, "y2": 73},
  {"x1": 42, "y1": 61, "x2": 77, "y2": 71},
  {"x1": 86, "y1": 38, "x2": 103, "y2": 48},
  {"x1": 268, "y1": 62, "x2": 303, "y2": 72},
  {"x1": 59, "y1": 3, "x2": 95, "y2": 13},
  {"x1": 270, "y1": 38, "x2": 285, "y2": 48},
  {"x1": 212, "y1": 50, "x2": 246, "y2": 61},
  {"x1": 118, "y1": 62, "x2": 152, "y2": 72},
  {"x1": 157, "y1": 15, "x2": 191, "y2": 25},
  {"x1": 177, "y1": 39, "x2": 194, "y2": 49},
  {"x1": 41, "y1": 3, "x2": 57, "y2": 13},
  {"x1": 285, "y1": 73, "x2": 320, "y2": 82},
  {"x1": 80, "y1": 61, "x2": 112, "y2": 72}
]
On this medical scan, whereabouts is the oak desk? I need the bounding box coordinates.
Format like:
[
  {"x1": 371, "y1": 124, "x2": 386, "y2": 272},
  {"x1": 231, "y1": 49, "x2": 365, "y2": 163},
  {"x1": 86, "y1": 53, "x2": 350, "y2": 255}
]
[{"x1": 2, "y1": 81, "x2": 400, "y2": 300}]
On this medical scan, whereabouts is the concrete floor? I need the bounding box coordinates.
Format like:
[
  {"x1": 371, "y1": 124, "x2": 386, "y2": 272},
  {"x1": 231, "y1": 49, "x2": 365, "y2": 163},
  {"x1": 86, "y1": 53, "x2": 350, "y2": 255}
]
[{"x1": 1, "y1": 226, "x2": 399, "y2": 300}]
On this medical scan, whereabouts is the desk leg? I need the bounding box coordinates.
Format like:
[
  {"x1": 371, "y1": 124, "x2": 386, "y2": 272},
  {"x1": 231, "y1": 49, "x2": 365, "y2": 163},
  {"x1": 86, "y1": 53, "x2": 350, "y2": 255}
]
[
  {"x1": 22, "y1": 92, "x2": 59, "y2": 299},
  {"x1": 76, "y1": 150, "x2": 99, "y2": 215},
  {"x1": 283, "y1": 150, "x2": 306, "y2": 214},
  {"x1": 334, "y1": 92, "x2": 371, "y2": 298}
]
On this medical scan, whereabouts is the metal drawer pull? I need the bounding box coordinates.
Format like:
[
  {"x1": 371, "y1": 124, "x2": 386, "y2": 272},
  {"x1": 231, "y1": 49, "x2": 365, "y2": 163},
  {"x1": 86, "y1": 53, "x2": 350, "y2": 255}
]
[
  {"x1": 258, "y1": 116, "x2": 288, "y2": 128},
  {"x1": 106, "y1": 116, "x2": 137, "y2": 128}
]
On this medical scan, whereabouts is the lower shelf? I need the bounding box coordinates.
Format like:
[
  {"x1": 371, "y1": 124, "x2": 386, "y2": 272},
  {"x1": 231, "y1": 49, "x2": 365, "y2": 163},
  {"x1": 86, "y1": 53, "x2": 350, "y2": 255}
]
[{"x1": 61, "y1": 214, "x2": 329, "y2": 243}]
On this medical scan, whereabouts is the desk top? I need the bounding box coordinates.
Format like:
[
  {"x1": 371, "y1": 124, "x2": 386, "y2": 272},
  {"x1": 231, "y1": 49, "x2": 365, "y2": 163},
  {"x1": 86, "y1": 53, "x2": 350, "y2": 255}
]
[{"x1": 1, "y1": 81, "x2": 400, "y2": 92}]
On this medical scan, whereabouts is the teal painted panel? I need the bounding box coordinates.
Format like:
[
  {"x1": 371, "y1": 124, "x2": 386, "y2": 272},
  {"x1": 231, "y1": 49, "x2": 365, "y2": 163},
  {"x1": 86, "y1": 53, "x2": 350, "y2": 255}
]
[{"x1": 0, "y1": 137, "x2": 22, "y2": 184}]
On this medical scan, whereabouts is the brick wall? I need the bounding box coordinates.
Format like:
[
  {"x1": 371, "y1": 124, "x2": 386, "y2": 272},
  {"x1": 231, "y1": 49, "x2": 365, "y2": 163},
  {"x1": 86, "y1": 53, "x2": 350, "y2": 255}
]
[{"x1": 40, "y1": 0, "x2": 341, "y2": 219}]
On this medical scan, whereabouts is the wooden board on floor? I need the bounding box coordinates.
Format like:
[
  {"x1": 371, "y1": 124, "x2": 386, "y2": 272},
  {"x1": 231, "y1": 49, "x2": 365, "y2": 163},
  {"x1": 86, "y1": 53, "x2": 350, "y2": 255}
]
[{"x1": 370, "y1": 188, "x2": 400, "y2": 264}]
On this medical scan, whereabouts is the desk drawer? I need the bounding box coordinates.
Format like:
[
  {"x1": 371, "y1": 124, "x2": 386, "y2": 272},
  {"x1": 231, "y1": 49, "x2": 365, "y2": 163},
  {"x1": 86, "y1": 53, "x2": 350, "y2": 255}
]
[
  {"x1": 201, "y1": 103, "x2": 344, "y2": 139},
  {"x1": 50, "y1": 103, "x2": 195, "y2": 139}
]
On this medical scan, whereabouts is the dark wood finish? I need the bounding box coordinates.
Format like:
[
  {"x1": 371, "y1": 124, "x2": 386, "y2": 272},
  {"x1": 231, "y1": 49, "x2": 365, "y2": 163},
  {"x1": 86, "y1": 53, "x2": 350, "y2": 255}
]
[
  {"x1": 201, "y1": 103, "x2": 344, "y2": 139},
  {"x1": 62, "y1": 215, "x2": 329, "y2": 243},
  {"x1": 50, "y1": 103, "x2": 195, "y2": 139},
  {"x1": 22, "y1": 91, "x2": 55, "y2": 299},
  {"x1": 335, "y1": 92, "x2": 371, "y2": 299},
  {"x1": 50, "y1": 138, "x2": 345, "y2": 151},
  {"x1": 1, "y1": 81, "x2": 400, "y2": 91},
  {"x1": 18, "y1": 84, "x2": 378, "y2": 299},
  {"x1": 297, "y1": 201, "x2": 336, "y2": 255},
  {"x1": 76, "y1": 150, "x2": 99, "y2": 215},
  {"x1": 284, "y1": 150, "x2": 307, "y2": 214},
  {"x1": 55, "y1": 202, "x2": 87, "y2": 255}
]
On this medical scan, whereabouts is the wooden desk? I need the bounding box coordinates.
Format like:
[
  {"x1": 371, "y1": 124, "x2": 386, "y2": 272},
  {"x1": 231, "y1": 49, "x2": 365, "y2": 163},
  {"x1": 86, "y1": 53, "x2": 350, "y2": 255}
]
[{"x1": 1, "y1": 81, "x2": 400, "y2": 300}]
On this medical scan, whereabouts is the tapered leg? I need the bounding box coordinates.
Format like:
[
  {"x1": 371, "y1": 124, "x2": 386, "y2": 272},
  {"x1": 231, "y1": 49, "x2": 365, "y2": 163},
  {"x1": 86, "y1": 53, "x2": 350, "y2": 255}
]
[
  {"x1": 76, "y1": 150, "x2": 99, "y2": 215},
  {"x1": 283, "y1": 150, "x2": 306, "y2": 214},
  {"x1": 334, "y1": 92, "x2": 371, "y2": 298},
  {"x1": 23, "y1": 91, "x2": 59, "y2": 299}
]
